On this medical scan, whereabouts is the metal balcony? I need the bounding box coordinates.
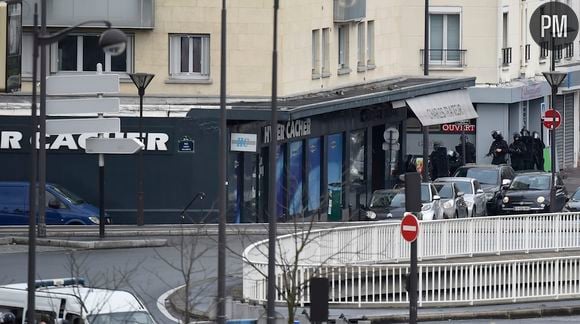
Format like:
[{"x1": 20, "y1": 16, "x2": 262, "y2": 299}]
[
  {"x1": 22, "y1": 0, "x2": 154, "y2": 29},
  {"x1": 502, "y1": 47, "x2": 512, "y2": 66},
  {"x1": 420, "y1": 49, "x2": 467, "y2": 68}
]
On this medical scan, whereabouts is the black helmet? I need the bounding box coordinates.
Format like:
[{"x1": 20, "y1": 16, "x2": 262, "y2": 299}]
[
  {"x1": 513, "y1": 133, "x2": 521, "y2": 140},
  {"x1": 532, "y1": 131, "x2": 540, "y2": 139},
  {"x1": 0, "y1": 312, "x2": 16, "y2": 324},
  {"x1": 520, "y1": 127, "x2": 530, "y2": 136}
]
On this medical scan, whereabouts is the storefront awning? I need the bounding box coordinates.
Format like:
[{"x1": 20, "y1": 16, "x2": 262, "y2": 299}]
[{"x1": 406, "y1": 89, "x2": 478, "y2": 126}]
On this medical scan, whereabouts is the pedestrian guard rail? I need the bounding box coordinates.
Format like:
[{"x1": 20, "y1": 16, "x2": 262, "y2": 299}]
[{"x1": 242, "y1": 212, "x2": 580, "y2": 306}]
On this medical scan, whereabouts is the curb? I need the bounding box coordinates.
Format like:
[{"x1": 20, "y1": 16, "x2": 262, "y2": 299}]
[
  {"x1": 3, "y1": 237, "x2": 168, "y2": 249},
  {"x1": 367, "y1": 304, "x2": 580, "y2": 323}
]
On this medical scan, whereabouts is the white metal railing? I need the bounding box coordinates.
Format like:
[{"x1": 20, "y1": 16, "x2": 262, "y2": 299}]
[{"x1": 242, "y1": 212, "x2": 580, "y2": 305}]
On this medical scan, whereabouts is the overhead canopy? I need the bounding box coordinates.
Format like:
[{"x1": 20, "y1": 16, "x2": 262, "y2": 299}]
[{"x1": 406, "y1": 89, "x2": 478, "y2": 126}]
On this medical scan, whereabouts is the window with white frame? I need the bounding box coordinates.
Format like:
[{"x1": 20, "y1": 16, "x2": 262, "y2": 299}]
[
  {"x1": 322, "y1": 28, "x2": 330, "y2": 76},
  {"x1": 312, "y1": 29, "x2": 321, "y2": 77},
  {"x1": 50, "y1": 34, "x2": 134, "y2": 73},
  {"x1": 367, "y1": 20, "x2": 375, "y2": 67},
  {"x1": 429, "y1": 10, "x2": 461, "y2": 63},
  {"x1": 22, "y1": 33, "x2": 133, "y2": 77},
  {"x1": 169, "y1": 34, "x2": 210, "y2": 78},
  {"x1": 357, "y1": 23, "x2": 365, "y2": 69},
  {"x1": 338, "y1": 25, "x2": 350, "y2": 72}
]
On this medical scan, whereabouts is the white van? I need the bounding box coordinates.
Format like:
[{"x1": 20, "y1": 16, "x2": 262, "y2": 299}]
[{"x1": 0, "y1": 278, "x2": 156, "y2": 324}]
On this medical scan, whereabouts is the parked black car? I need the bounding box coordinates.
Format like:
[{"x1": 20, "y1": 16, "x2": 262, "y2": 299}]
[
  {"x1": 453, "y1": 164, "x2": 515, "y2": 215},
  {"x1": 361, "y1": 189, "x2": 406, "y2": 221},
  {"x1": 500, "y1": 172, "x2": 568, "y2": 214}
]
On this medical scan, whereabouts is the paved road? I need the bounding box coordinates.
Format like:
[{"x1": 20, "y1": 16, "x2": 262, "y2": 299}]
[{"x1": 0, "y1": 234, "x2": 264, "y2": 324}]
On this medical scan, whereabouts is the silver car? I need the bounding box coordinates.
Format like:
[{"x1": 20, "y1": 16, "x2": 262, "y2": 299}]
[
  {"x1": 420, "y1": 183, "x2": 444, "y2": 220},
  {"x1": 436, "y1": 177, "x2": 487, "y2": 217},
  {"x1": 432, "y1": 182, "x2": 469, "y2": 218}
]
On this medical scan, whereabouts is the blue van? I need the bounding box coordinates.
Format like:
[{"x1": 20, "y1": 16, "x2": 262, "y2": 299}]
[{"x1": 0, "y1": 182, "x2": 101, "y2": 225}]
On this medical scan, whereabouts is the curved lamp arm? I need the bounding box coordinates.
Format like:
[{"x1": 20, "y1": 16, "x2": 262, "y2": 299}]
[{"x1": 37, "y1": 20, "x2": 112, "y2": 45}]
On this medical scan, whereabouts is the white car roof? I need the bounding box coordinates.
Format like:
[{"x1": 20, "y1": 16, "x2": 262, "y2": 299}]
[{"x1": 1, "y1": 284, "x2": 146, "y2": 315}]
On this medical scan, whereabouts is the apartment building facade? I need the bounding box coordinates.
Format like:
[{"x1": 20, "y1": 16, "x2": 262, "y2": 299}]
[
  {"x1": 402, "y1": 0, "x2": 580, "y2": 169},
  {"x1": 6, "y1": 0, "x2": 577, "y2": 223}
]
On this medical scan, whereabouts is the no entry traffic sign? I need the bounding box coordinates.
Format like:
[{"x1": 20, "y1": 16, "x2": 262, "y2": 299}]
[
  {"x1": 543, "y1": 109, "x2": 562, "y2": 129},
  {"x1": 401, "y1": 213, "x2": 419, "y2": 243}
]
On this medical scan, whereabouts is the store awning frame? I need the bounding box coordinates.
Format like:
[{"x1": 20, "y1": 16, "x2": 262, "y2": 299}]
[{"x1": 405, "y1": 89, "x2": 478, "y2": 126}]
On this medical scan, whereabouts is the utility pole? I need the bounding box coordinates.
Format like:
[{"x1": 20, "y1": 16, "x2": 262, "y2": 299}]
[
  {"x1": 267, "y1": 0, "x2": 280, "y2": 323},
  {"x1": 422, "y1": 0, "x2": 430, "y2": 182}
]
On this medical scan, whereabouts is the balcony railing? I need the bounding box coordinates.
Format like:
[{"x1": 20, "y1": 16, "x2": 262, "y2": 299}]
[
  {"x1": 525, "y1": 44, "x2": 531, "y2": 62},
  {"x1": 420, "y1": 49, "x2": 467, "y2": 68},
  {"x1": 565, "y1": 43, "x2": 574, "y2": 59},
  {"x1": 555, "y1": 45, "x2": 563, "y2": 62},
  {"x1": 540, "y1": 41, "x2": 550, "y2": 59},
  {"x1": 502, "y1": 47, "x2": 512, "y2": 66}
]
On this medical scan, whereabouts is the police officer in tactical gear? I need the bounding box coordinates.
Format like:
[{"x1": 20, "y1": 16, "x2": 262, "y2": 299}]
[
  {"x1": 429, "y1": 142, "x2": 450, "y2": 180},
  {"x1": 508, "y1": 133, "x2": 527, "y2": 171},
  {"x1": 520, "y1": 127, "x2": 534, "y2": 169},
  {"x1": 486, "y1": 130, "x2": 509, "y2": 165},
  {"x1": 455, "y1": 134, "x2": 476, "y2": 164},
  {"x1": 532, "y1": 131, "x2": 545, "y2": 170}
]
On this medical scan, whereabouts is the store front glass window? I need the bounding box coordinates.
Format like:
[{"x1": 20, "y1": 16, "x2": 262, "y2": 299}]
[
  {"x1": 276, "y1": 144, "x2": 286, "y2": 218},
  {"x1": 307, "y1": 138, "x2": 322, "y2": 211},
  {"x1": 288, "y1": 141, "x2": 304, "y2": 217},
  {"x1": 327, "y1": 133, "x2": 343, "y2": 221},
  {"x1": 350, "y1": 130, "x2": 367, "y2": 208}
]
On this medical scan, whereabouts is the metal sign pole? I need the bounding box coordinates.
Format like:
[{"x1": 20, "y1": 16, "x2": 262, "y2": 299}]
[{"x1": 410, "y1": 241, "x2": 418, "y2": 324}]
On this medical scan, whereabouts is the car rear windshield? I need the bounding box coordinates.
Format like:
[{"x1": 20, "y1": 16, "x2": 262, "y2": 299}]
[
  {"x1": 455, "y1": 168, "x2": 498, "y2": 185},
  {"x1": 454, "y1": 181, "x2": 473, "y2": 194},
  {"x1": 421, "y1": 185, "x2": 430, "y2": 203},
  {"x1": 433, "y1": 183, "x2": 453, "y2": 199},
  {"x1": 370, "y1": 192, "x2": 405, "y2": 208},
  {"x1": 509, "y1": 175, "x2": 550, "y2": 190}
]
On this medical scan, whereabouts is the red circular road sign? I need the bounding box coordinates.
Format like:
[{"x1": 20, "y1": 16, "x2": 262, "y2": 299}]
[
  {"x1": 401, "y1": 213, "x2": 420, "y2": 243},
  {"x1": 543, "y1": 109, "x2": 562, "y2": 129}
]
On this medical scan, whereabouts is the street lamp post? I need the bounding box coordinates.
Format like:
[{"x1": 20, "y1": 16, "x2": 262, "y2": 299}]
[
  {"x1": 28, "y1": 0, "x2": 127, "y2": 321},
  {"x1": 129, "y1": 73, "x2": 155, "y2": 226},
  {"x1": 542, "y1": 71, "x2": 566, "y2": 213}
]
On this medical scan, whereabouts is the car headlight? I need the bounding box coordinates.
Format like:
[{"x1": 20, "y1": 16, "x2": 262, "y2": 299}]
[
  {"x1": 366, "y1": 210, "x2": 377, "y2": 220},
  {"x1": 443, "y1": 200, "x2": 454, "y2": 209},
  {"x1": 89, "y1": 216, "x2": 100, "y2": 224},
  {"x1": 537, "y1": 196, "x2": 545, "y2": 204},
  {"x1": 421, "y1": 204, "x2": 432, "y2": 211},
  {"x1": 503, "y1": 196, "x2": 509, "y2": 203}
]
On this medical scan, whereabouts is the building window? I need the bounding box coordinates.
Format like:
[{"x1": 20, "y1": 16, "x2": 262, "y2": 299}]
[
  {"x1": 288, "y1": 141, "x2": 303, "y2": 217},
  {"x1": 307, "y1": 137, "x2": 322, "y2": 212},
  {"x1": 169, "y1": 34, "x2": 210, "y2": 79},
  {"x1": 337, "y1": 25, "x2": 350, "y2": 74},
  {"x1": 327, "y1": 133, "x2": 343, "y2": 221},
  {"x1": 276, "y1": 144, "x2": 286, "y2": 219},
  {"x1": 357, "y1": 23, "x2": 365, "y2": 71},
  {"x1": 367, "y1": 20, "x2": 375, "y2": 67},
  {"x1": 312, "y1": 30, "x2": 321, "y2": 78},
  {"x1": 429, "y1": 13, "x2": 461, "y2": 63},
  {"x1": 48, "y1": 34, "x2": 133, "y2": 73},
  {"x1": 321, "y1": 28, "x2": 330, "y2": 76}
]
